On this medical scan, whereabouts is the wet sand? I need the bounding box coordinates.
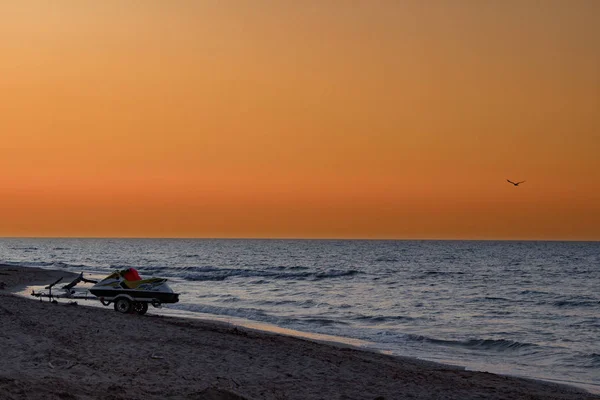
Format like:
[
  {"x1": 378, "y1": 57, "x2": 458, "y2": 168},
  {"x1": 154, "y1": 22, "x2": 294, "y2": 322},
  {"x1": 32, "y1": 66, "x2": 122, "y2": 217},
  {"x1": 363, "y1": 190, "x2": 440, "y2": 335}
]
[{"x1": 0, "y1": 265, "x2": 597, "y2": 400}]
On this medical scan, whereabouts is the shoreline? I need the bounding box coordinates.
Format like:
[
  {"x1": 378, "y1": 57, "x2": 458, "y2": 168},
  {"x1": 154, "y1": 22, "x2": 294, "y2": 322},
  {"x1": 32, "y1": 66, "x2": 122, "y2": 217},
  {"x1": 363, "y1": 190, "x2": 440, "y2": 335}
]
[{"x1": 1, "y1": 265, "x2": 598, "y2": 400}]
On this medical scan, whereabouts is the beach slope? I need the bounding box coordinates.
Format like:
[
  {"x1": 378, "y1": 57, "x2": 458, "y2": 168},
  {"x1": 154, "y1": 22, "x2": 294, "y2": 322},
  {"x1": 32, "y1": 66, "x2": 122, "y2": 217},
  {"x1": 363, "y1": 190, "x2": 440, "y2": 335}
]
[{"x1": 0, "y1": 266, "x2": 597, "y2": 400}]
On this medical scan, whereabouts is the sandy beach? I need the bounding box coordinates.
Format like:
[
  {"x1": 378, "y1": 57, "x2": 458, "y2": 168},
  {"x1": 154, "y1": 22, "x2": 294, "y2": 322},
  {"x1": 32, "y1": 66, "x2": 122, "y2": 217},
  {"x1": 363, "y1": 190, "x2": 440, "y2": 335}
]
[{"x1": 0, "y1": 265, "x2": 597, "y2": 400}]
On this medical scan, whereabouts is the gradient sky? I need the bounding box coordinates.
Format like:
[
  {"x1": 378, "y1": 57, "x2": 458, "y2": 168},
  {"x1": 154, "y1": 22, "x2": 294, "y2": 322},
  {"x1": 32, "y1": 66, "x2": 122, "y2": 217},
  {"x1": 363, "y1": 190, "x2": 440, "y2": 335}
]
[{"x1": 1, "y1": 1, "x2": 599, "y2": 240}]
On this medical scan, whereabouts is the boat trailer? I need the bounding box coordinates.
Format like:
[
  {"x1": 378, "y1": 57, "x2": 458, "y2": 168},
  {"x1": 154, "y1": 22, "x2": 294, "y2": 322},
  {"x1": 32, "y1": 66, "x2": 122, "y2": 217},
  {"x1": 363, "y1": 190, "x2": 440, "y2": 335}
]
[{"x1": 31, "y1": 270, "x2": 179, "y2": 315}]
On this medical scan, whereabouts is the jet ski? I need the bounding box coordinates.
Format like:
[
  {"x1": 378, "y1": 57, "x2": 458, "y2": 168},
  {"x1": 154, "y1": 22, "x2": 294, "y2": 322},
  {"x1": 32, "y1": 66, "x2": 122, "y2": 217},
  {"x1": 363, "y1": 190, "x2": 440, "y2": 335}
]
[
  {"x1": 31, "y1": 268, "x2": 179, "y2": 315},
  {"x1": 89, "y1": 268, "x2": 179, "y2": 314}
]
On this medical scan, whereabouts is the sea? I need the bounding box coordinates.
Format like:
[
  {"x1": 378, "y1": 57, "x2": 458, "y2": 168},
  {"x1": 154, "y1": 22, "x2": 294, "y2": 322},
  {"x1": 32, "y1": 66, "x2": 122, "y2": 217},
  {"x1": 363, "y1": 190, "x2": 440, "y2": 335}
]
[{"x1": 1, "y1": 238, "x2": 598, "y2": 393}]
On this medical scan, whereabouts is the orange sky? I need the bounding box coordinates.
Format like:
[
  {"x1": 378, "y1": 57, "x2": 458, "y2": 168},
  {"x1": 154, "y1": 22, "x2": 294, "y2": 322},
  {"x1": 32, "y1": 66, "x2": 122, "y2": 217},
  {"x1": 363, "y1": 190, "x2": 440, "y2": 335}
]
[{"x1": 1, "y1": 1, "x2": 599, "y2": 240}]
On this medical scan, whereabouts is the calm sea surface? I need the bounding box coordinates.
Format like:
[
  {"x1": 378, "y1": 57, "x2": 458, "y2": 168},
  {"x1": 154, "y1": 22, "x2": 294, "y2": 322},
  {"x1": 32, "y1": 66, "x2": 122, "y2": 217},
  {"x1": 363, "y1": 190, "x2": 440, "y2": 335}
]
[{"x1": 1, "y1": 239, "x2": 598, "y2": 393}]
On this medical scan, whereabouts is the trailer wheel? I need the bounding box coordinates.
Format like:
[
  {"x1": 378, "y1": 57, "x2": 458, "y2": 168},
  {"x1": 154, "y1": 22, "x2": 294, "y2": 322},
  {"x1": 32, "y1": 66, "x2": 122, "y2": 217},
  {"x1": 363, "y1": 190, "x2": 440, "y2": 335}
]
[
  {"x1": 114, "y1": 298, "x2": 132, "y2": 314},
  {"x1": 151, "y1": 299, "x2": 162, "y2": 308},
  {"x1": 133, "y1": 301, "x2": 148, "y2": 315}
]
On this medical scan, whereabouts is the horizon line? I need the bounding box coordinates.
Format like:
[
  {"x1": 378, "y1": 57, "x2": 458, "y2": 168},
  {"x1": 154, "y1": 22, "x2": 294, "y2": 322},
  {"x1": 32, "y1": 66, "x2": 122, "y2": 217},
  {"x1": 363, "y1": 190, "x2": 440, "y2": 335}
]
[{"x1": 0, "y1": 236, "x2": 598, "y2": 243}]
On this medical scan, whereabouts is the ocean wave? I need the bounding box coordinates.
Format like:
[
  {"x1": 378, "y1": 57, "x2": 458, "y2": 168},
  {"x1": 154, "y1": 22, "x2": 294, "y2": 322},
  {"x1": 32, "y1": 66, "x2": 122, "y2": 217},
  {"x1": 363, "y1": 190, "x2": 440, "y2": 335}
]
[
  {"x1": 553, "y1": 299, "x2": 600, "y2": 308},
  {"x1": 146, "y1": 265, "x2": 363, "y2": 282},
  {"x1": 221, "y1": 296, "x2": 241, "y2": 303},
  {"x1": 173, "y1": 303, "x2": 288, "y2": 326},
  {"x1": 186, "y1": 275, "x2": 229, "y2": 282},
  {"x1": 254, "y1": 299, "x2": 320, "y2": 307},
  {"x1": 248, "y1": 279, "x2": 270, "y2": 284},
  {"x1": 482, "y1": 296, "x2": 515, "y2": 302},
  {"x1": 52, "y1": 262, "x2": 91, "y2": 270},
  {"x1": 315, "y1": 269, "x2": 360, "y2": 279},
  {"x1": 298, "y1": 317, "x2": 346, "y2": 326},
  {"x1": 353, "y1": 315, "x2": 416, "y2": 323},
  {"x1": 374, "y1": 257, "x2": 399, "y2": 262},
  {"x1": 420, "y1": 271, "x2": 465, "y2": 277},
  {"x1": 1, "y1": 261, "x2": 54, "y2": 268},
  {"x1": 1, "y1": 260, "x2": 91, "y2": 270},
  {"x1": 0, "y1": 261, "x2": 98, "y2": 275},
  {"x1": 174, "y1": 303, "x2": 347, "y2": 328},
  {"x1": 405, "y1": 335, "x2": 538, "y2": 352},
  {"x1": 520, "y1": 290, "x2": 550, "y2": 295},
  {"x1": 558, "y1": 352, "x2": 600, "y2": 369},
  {"x1": 582, "y1": 353, "x2": 600, "y2": 368},
  {"x1": 264, "y1": 265, "x2": 310, "y2": 271}
]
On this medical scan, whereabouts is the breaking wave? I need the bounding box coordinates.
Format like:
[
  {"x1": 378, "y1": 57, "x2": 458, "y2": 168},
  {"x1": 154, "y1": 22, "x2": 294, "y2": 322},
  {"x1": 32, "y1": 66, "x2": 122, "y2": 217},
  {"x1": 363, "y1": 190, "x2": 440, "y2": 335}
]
[
  {"x1": 405, "y1": 335, "x2": 538, "y2": 352},
  {"x1": 0, "y1": 261, "x2": 93, "y2": 270},
  {"x1": 127, "y1": 265, "x2": 362, "y2": 282},
  {"x1": 352, "y1": 315, "x2": 416, "y2": 323}
]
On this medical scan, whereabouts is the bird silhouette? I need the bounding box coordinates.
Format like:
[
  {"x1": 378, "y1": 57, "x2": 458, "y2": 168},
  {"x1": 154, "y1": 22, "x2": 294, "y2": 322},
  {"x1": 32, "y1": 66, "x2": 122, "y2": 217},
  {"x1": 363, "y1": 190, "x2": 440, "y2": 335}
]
[{"x1": 507, "y1": 179, "x2": 526, "y2": 186}]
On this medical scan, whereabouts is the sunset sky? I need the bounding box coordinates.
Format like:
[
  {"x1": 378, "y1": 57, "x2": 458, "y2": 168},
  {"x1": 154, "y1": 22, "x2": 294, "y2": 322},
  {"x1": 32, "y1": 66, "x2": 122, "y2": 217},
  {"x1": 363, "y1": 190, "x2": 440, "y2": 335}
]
[{"x1": 1, "y1": 1, "x2": 599, "y2": 240}]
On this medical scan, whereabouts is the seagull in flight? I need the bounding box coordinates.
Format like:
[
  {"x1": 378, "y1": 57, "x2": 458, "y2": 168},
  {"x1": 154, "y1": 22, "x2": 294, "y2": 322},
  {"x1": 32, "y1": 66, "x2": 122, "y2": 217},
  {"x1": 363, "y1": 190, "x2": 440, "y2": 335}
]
[{"x1": 507, "y1": 179, "x2": 526, "y2": 186}]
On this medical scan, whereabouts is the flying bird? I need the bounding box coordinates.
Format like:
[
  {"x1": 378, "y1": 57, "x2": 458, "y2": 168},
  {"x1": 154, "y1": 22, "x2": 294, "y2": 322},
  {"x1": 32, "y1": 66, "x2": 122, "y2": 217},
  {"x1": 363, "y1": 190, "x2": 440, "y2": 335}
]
[{"x1": 507, "y1": 179, "x2": 526, "y2": 186}]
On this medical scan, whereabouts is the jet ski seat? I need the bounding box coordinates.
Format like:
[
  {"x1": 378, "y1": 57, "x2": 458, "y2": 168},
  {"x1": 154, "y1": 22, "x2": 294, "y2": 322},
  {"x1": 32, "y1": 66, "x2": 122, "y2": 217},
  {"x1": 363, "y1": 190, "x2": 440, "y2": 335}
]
[
  {"x1": 122, "y1": 268, "x2": 142, "y2": 281},
  {"x1": 119, "y1": 268, "x2": 142, "y2": 289}
]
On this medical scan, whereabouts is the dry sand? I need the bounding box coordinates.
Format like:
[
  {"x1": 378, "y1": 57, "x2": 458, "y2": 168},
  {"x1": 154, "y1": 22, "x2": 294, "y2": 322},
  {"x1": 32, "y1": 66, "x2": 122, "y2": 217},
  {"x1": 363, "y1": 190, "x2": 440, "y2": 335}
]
[{"x1": 0, "y1": 265, "x2": 597, "y2": 400}]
